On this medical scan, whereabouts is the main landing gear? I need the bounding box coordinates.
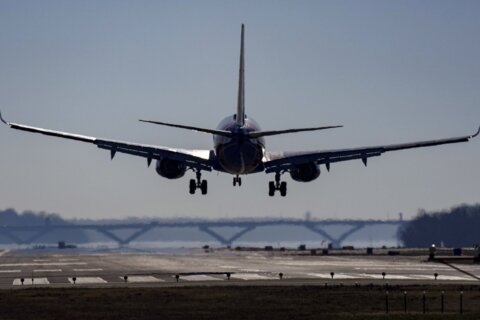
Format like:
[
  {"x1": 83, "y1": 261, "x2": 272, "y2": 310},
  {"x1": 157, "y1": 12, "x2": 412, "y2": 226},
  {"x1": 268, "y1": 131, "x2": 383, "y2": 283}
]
[
  {"x1": 233, "y1": 175, "x2": 242, "y2": 186},
  {"x1": 269, "y1": 172, "x2": 287, "y2": 197},
  {"x1": 189, "y1": 170, "x2": 207, "y2": 195}
]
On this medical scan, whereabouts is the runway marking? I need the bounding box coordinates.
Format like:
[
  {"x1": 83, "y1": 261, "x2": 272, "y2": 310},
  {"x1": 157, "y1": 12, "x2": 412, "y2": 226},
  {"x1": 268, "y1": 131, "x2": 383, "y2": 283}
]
[
  {"x1": 0, "y1": 250, "x2": 10, "y2": 257},
  {"x1": 59, "y1": 258, "x2": 79, "y2": 262},
  {"x1": 121, "y1": 276, "x2": 164, "y2": 283},
  {"x1": 0, "y1": 262, "x2": 87, "y2": 267},
  {"x1": 0, "y1": 270, "x2": 21, "y2": 273},
  {"x1": 180, "y1": 275, "x2": 223, "y2": 281},
  {"x1": 68, "y1": 277, "x2": 107, "y2": 284},
  {"x1": 13, "y1": 278, "x2": 50, "y2": 285},
  {"x1": 240, "y1": 269, "x2": 264, "y2": 272},
  {"x1": 438, "y1": 275, "x2": 474, "y2": 281},
  {"x1": 307, "y1": 272, "x2": 474, "y2": 281},
  {"x1": 33, "y1": 269, "x2": 62, "y2": 272},
  {"x1": 230, "y1": 273, "x2": 276, "y2": 280},
  {"x1": 307, "y1": 273, "x2": 358, "y2": 279},
  {"x1": 33, "y1": 259, "x2": 51, "y2": 262},
  {"x1": 73, "y1": 268, "x2": 103, "y2": 272},
  {"x1": 365, "y1": 274, "x2": 411, "y2": 280}
]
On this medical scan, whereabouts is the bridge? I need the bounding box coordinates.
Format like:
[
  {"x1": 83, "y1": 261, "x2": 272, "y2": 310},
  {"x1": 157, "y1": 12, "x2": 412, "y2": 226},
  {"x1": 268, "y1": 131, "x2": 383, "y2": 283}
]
[{"x1": 0, "y1": 219, "x2": 406, "y2": 247}]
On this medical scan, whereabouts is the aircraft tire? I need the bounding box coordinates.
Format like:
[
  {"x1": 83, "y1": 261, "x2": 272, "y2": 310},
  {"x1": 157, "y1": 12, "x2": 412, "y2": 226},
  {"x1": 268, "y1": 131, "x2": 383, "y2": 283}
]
[
  {"x1": 280, "y1": 181, "x2": 287, "y2": 197},
  {"x1": 189, "y1": 179, "x2": 196, "y2": 194},
  {"x1": 201, "y1": 180, "x2": 208, "y2": 195},
  {"x1": 268, "y1": 181, "x2": 275, "y2": 196}
]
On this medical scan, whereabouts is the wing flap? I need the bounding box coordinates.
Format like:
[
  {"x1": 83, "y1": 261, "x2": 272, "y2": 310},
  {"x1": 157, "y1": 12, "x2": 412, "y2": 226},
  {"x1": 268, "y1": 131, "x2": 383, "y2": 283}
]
[
  {"x1": 7, "y1": 122, "x2": 96, "y2": 143},
  {"x1": 264, "y1": 126, "x2": 478, "y2": 173},
  {"x1": 2, "y1": 113, "x2": 213, "y2": 170}
]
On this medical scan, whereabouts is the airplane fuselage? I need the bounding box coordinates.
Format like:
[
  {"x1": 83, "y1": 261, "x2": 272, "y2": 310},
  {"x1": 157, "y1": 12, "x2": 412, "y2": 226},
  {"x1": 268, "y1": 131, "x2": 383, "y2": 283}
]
[{"x1": 213, "y1": 115, "x2": 265, "y2": 174}]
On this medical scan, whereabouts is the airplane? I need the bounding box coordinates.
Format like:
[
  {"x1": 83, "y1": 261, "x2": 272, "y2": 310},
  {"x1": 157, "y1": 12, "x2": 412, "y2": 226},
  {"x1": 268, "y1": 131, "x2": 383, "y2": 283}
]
[{"x1": 1, "y1": 25, "x2": 479, "y2": 197}]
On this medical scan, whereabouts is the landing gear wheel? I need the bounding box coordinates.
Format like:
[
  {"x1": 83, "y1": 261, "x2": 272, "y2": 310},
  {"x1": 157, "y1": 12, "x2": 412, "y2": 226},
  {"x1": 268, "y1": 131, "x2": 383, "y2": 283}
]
[
  {"x1": 268, "y1": 172, "x2": 288, "y2": 197},
  {"x1": 233, "y1": 176, "x2": 242, "y2": 187},
  {"x1": 280, "y1": 181, "x2": 287, "y2": 197},
  {"x1": 189, "y1": 179, "x2": 196, "y2": 194},
  {"x1": 200, "y1": 180, "x2": 208, "y2": 195},
  {"x1": 268, "y1": 181, "x2": 275, "y2": 197},
  {"x1": 189, "y1": 170, "x2": 207, "y2": 195}
]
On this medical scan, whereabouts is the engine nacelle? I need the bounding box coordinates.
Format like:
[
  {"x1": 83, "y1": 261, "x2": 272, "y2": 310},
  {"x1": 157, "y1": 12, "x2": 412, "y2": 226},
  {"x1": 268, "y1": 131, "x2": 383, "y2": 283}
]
[
  {"x1": 289, "y1": 162, "x2": 320, "y2": 182},
  {"x1": 155, "y1": 158, "x2": 186, "y2": 179}
]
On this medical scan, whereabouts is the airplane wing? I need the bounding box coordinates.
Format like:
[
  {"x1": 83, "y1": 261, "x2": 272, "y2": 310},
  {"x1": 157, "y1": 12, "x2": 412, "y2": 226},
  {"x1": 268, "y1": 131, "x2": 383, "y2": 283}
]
[
  {"x1": 0, "y1": 112, "x2": 213, "y2": 171},
  {"x1": 263, "y1": 126, "x2": 480, "y2": 173}
]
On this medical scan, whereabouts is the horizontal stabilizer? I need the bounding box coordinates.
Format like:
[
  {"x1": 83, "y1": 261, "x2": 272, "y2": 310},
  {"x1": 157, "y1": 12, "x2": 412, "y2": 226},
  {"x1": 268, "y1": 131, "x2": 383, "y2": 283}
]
[
  {"x1": 248, "y1": 125, "x2": 343, "y2": 138},
  {"x1": 139, "y1": 119, "x2": 233, "y2": 137}
]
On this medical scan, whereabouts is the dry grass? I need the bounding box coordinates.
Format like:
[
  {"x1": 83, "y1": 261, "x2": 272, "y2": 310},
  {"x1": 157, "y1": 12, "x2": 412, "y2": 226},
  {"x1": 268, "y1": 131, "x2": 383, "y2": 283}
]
[{"x1": 0, "y1": 284, "x2": 479, "y2": 319}]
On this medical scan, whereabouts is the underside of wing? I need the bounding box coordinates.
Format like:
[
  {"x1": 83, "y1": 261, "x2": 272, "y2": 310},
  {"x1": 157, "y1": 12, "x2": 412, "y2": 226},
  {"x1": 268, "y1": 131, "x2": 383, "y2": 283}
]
[
  {"x1": 1, "y1": 113, "x2": 214, "y2": 171},
  {"x1": 264, "y1": 126, "x2": 479, "y2": 173}
]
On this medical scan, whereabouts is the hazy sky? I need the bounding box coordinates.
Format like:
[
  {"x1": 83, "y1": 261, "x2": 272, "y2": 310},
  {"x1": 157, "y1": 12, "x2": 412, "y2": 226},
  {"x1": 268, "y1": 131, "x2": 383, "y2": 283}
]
[{"x1": 0, "y1": 0, "x2": 479, "y2": 220}]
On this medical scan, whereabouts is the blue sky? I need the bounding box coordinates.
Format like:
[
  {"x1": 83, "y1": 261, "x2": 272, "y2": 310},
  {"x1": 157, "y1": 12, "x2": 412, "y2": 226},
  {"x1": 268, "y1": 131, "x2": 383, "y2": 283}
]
[{"x1": 0, "y1": 0, "x2": 479, "y2": 220}]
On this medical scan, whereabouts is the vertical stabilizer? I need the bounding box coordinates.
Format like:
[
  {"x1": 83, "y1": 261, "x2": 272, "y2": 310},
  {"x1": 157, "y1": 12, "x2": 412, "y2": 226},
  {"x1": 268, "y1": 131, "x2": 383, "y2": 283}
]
[{"x1": 236, "y1": 24, "x2": 245, "y2": 126}]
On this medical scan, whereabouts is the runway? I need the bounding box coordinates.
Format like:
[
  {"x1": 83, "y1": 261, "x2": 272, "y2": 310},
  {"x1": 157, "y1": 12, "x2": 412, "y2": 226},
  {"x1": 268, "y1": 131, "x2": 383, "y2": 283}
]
[{"x1": 0, "y1": 248, "x2": 478, "y2": 288}]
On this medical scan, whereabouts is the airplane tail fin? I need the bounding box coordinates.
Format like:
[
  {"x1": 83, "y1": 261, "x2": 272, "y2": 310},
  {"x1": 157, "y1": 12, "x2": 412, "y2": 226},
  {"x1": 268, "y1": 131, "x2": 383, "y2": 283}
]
[{"x1": 236, "y1": 24, "x2": 245, "y2": 127}]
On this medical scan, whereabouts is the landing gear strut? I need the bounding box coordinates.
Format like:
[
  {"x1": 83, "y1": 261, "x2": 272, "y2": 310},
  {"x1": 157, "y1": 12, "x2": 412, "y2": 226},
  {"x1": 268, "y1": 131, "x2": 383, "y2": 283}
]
[
  {"x1": 268, "y1": 172, "x2": 287, "y2": 197},
  {"x1": 233, "y1": 175, "x2": 242, "y2": 186},
  {"x1": 189, "y1": 170, "x2": 207, "y2": 195}
]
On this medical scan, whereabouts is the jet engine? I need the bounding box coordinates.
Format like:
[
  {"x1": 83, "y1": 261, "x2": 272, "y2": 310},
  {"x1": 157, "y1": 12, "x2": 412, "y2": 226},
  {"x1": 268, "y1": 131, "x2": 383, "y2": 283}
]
[
  {"x1": 155, "y1": 158, "x2": 186, "y2": 179},
  {"x1": 289, "y1": 162, "x2": 320, "y2": 182}
]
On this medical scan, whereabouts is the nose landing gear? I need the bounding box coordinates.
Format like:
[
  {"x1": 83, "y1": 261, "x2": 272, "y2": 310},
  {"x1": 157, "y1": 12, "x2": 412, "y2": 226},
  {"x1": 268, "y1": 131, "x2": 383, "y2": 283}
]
[
  {"x1": 268, "y1": 172, "x2": 287, "y2": 197},
  {"x1": 189, "y1": 170, "x2": 207, "y2": 195},
  {"x1": 233, "y1": 175, "x2": 242, "y2": 186}
]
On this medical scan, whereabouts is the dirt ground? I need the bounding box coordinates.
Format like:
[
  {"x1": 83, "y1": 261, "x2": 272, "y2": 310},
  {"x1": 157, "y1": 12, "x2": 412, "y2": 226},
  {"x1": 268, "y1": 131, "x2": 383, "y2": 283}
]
[{"x1": 0, "y1": 284, "x2": 479, "y2": 319}]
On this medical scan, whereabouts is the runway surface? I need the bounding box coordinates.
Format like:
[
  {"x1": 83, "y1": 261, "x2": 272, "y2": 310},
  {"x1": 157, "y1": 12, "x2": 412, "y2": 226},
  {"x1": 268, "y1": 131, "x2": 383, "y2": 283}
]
[{"x1": 0, "y1": 248, "x2": 478, "y2": 288}]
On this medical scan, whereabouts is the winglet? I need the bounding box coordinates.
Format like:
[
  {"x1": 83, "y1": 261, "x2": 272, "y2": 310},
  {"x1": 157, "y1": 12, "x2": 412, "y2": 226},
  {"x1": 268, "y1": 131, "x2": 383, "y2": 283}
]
[
  {"x1": 0, "y1": 110, "x2": 8, "y2": 125},
  {"x1": 471, "y1": 125, "x2": 480, "y2": 139}
]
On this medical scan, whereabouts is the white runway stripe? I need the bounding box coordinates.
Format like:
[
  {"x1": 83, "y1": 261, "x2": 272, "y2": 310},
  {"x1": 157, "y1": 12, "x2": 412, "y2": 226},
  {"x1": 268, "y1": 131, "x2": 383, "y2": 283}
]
[
  {"x1": 306, "y1": 272, "x2": 475, "y2": 281},
  {"x1": 59, "y1": 259, "x2": 79, "y2": 262},
  {"x1": 0, "y1": 262, "x2": 87, "y2": 267},
  {"x1": 307, "y1": 273, "x2": 357, "y2": 279},
  {"x1": 0, "y1": 250, "x2": 10, "y2": 257},
  {"x1": 73, "y1": 268, "x2": 103, "y2": 272},
  {"x1": 68, "y1": 277, "x2": 107, "y2": 284},
  {"x1": 33, "y1": 269, "x2": 62, "y2": 272},
  {"x1": 0, "y1": 270, "x2": 21, "y2": 273},
  {"x1": 230, "y1": 273, "x2": 276, "y2": 280},
  {"x1": 122, "y1": 276, "x2": 164, "y2": 283},
  {"x1": 13, "y1": 278, "x2": 50, "y2": 285},
  {"x1": 180, "y1": 275, "x2": 223, "y2": 281}
]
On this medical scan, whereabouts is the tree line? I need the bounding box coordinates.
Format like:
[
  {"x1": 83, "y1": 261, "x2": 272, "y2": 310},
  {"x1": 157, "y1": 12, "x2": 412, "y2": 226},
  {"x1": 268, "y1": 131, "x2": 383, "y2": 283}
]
[{"x1": 399, "y1": 204, "x2": 480, "y2": 247}]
